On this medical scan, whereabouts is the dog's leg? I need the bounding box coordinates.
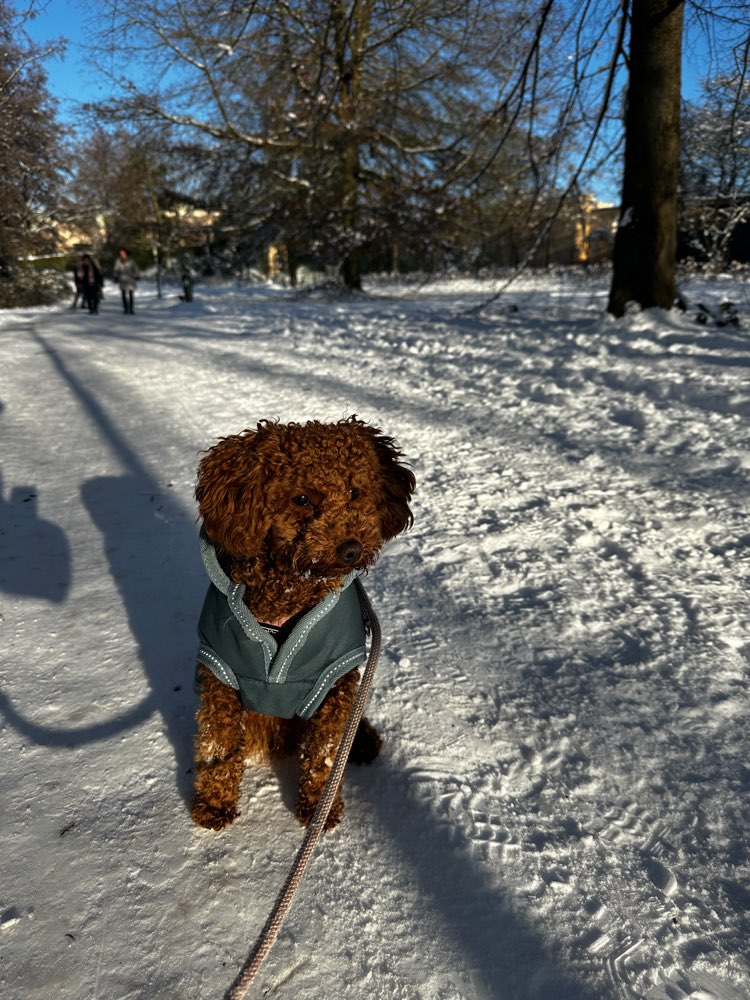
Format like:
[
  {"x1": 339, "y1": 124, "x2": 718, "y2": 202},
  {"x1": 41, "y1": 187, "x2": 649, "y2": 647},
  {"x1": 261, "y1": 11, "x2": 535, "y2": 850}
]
[
  {"x1": 296, "y1": 670, "x2": 359, "y2": 830},
  {"x1": 191, "y1": 666, "x2": 247, "y2": 830},
  {"x1": 350, "y1": 716, "x2": 383, "y2": 764}
]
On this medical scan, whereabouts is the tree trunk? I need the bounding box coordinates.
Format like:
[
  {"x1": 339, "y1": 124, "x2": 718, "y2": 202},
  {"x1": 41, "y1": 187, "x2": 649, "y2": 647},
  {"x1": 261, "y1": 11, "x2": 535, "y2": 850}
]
[
  {"x1": 341, "y1": 247, "x2": 362, "y2": 290},
  {"x1": 334, "y1": 0, "x2": 372, "y2": 292},
  {"x1": 340, "y1": 136, "x2": 362, "y2": 290},
  {"x1": 608, "y1": 0, "x2": 684, "y2": 317}
]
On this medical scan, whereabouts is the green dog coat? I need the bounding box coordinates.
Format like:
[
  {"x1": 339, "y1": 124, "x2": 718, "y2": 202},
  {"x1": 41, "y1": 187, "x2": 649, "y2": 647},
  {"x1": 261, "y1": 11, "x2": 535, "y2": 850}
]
[{"x1": 196, "y1": 531, "x2": 367, "y2": 719}]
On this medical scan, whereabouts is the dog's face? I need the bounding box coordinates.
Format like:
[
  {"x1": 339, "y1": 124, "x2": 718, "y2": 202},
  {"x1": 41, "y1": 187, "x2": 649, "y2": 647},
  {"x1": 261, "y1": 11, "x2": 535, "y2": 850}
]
[{"x1": 196, "y1": 418, "x2": 414, "y2": 578}]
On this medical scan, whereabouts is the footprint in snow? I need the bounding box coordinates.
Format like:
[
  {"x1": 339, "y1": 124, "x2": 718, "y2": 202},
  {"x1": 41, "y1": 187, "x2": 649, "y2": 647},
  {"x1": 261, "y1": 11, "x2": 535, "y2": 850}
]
[
  {"x1": 641, "y1": 968, "x2": 749, "y2": 1000},
  {"x1": 644, "y1": 856, "x2": 679, "y2": 897},
  {"x1": 598, "y1": 800, "x2": 669, "y2": 853},
  {"x1": 466, "y1": 805, "x2": 520, "y2": 862}
]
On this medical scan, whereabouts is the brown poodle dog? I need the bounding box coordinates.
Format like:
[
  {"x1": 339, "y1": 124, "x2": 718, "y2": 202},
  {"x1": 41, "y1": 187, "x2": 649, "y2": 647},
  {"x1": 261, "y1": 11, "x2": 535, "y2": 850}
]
[{"x1": 191, "y1": 417, "x2": 415, "y2": 832}]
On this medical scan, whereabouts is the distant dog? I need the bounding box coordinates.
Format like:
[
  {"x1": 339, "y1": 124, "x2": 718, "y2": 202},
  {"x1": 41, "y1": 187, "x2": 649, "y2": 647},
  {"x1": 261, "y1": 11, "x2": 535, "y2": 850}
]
[{"x1": 191, "y1": 417, "x2": 415, "y2": 831}]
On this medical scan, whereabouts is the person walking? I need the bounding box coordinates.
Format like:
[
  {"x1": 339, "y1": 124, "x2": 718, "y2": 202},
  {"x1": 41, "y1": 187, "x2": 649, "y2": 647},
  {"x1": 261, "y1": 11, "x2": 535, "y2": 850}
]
[
  {"x1": 113, "y1": 247, "x2": 139, "y2": 314},
  {"x1": 71, "y1": 263, "x2": 84, "y2": 308},
  {"x1": 180, "y1": 262, "x2": 195, "y2": 302},
  {"x1": 76, "y1": 254, "x2": 103, "y2": 314}
]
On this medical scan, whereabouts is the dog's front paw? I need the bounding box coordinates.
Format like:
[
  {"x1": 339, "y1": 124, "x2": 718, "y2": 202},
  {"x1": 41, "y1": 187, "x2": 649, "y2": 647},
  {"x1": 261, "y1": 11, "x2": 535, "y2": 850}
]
[{"x1": 191, "y1": 798, "x2": 239, "y2": 831}]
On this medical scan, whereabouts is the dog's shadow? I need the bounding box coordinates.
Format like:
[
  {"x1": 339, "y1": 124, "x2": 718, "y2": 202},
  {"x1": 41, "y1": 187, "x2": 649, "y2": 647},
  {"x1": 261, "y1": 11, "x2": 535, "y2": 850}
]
[
  {"x1": 253, "y1": 747, "x2": 601, "y2": 997},
  {"x1": 346, "y1": 754, "x2": 602, "y2": 1000}
]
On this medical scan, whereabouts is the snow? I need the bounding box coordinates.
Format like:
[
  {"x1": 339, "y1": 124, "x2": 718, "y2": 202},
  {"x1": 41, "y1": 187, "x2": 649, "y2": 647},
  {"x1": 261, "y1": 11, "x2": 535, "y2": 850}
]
[{"x1": 1, "y1": 269, "x2": 749, "y2": 1000}]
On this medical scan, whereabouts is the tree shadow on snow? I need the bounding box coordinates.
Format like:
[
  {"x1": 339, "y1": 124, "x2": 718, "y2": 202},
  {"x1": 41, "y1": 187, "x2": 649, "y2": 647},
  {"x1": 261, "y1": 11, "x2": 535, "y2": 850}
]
[
  {"x1": 0, "y1": 330, "x2": 203, "y2": 807},
  {"x1": 80, "y1": 473, "x2": 201, "y2": 803}
]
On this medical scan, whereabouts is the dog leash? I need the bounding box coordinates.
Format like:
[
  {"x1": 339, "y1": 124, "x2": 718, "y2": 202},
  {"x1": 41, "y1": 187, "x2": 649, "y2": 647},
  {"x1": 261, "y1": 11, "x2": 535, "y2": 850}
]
[{"x1": 224, "y1": 579, "x2": 381, "y2": 1000}]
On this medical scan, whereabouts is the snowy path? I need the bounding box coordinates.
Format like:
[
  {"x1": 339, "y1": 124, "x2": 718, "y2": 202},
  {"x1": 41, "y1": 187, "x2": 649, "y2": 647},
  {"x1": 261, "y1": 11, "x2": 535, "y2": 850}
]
[{"x1": 1, "y1": 273, "x2": 749, "y2": 999}]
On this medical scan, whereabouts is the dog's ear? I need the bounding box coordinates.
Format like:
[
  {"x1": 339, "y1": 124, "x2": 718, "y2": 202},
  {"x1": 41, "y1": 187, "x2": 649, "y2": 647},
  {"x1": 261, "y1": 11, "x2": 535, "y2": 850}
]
[
  {"x1": 353, "y1": 420, "x2": 415, "y2": 541},
  {"x1": 195, "y1": 425, "x2": 271, "y2": 557}
]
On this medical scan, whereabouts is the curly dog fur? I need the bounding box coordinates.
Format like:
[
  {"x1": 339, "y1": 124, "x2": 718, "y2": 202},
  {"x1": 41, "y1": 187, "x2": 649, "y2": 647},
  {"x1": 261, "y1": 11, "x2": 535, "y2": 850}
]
[{"x1": 191, "y1": 417, "x2": 415, "y2": 831}]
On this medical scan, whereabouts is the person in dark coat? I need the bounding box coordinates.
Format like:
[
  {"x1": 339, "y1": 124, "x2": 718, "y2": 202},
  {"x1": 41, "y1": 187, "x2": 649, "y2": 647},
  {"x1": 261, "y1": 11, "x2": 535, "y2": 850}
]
[{"x1": 76, "y1": 254, "x2": 104, "y2": 314}]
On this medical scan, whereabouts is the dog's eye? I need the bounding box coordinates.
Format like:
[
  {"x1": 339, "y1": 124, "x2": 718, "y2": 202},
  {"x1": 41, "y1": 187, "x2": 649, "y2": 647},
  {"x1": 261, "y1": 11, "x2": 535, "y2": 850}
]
[
  {"x1": 349, "y1": 488, "x2": 361, "y2": 501},
  {"x1": 292, "y1": 495, "x2": 311, "y2": 507}
]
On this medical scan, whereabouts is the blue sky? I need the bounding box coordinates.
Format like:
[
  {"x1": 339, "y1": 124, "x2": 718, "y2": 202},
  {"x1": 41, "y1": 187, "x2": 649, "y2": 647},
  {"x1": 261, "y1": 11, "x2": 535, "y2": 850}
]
[{"x1": 26, "y1": 1, "x2": 109, "y2": 117}]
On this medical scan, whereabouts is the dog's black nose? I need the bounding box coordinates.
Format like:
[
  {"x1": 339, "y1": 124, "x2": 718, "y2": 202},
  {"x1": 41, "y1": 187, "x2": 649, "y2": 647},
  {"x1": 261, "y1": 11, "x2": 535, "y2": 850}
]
[{"x1": 336, "y1": 539, "x2": 363, "y2": 565}]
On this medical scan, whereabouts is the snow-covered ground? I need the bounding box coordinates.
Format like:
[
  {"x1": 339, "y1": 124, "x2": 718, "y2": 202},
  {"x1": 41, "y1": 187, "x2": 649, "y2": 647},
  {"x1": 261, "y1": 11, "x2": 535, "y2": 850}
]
[{"x1": 1, "y1": 269, "x2": 749, "y2": 1000}]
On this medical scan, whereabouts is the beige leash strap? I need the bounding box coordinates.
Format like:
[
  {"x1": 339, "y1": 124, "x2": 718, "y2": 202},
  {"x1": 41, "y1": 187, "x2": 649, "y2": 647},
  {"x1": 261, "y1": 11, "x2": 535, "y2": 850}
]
[{"x1": 224, "y1": 580, "x2": 381, "y2": 1000}]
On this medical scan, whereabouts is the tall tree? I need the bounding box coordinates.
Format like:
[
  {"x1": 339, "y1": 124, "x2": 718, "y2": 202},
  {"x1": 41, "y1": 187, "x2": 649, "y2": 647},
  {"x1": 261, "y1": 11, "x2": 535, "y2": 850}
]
[
  {"x1": 0, "y1": 0, "x2": 63, "y2": 302},
  {"x1": 607, "y1": 0, "x2": 684, "y2": 316},
  {"x1": 87, "y1": 0, "x2": 551, "y2": 288},
  {"x1": 680, "y1": 63, "x2": 750, "y2": 267},
  {"x1": 62, "y1": 128, "x2": 177, "y2": 262}
]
